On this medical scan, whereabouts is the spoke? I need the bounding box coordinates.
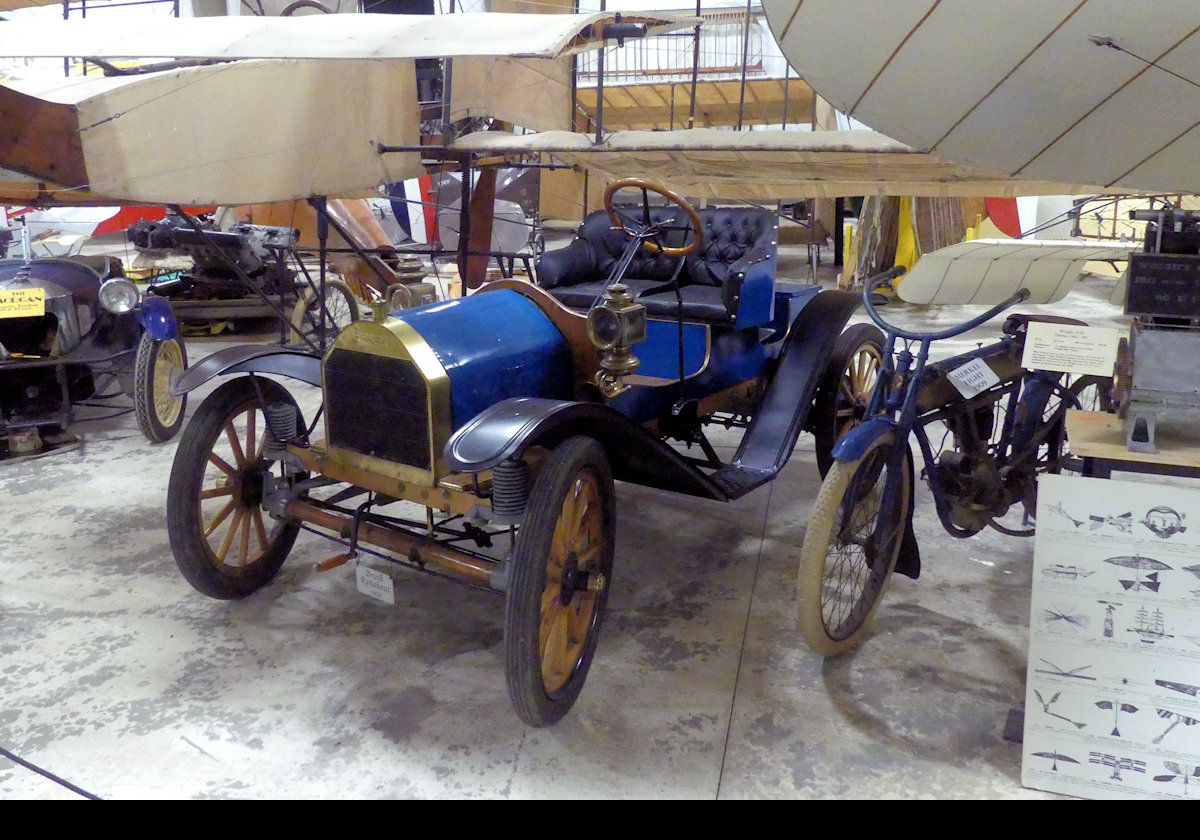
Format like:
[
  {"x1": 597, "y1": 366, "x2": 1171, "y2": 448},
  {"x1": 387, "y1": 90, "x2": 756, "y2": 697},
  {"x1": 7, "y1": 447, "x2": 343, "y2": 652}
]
[
  {"x1": 216, "y1": 507, "x2": 244, "y2": 564},
  {"x1": 252, "y1": 508, "x2": 269, "y2": 555},
  {"x1": 238, "y1": 507, "x2": 252, "y2": 567},
  {"x1": 208, "y1": 451, "x2": 237, "y2": 477},
  {"x1": 203, "y1": 498, "x2": 237, "y2": 537},
  {"x1": 245, "y1": 409, "x2": 258, "y2": 464},
  {"x1": 224, "y1": 419, "x2": 245, "y2": 467}
]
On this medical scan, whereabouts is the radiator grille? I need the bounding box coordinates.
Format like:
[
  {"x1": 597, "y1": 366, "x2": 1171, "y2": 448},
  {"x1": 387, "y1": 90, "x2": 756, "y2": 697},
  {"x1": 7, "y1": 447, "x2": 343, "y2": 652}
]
[{"x1": 325, "y1": 348, "x2": 431, "y2": 470}]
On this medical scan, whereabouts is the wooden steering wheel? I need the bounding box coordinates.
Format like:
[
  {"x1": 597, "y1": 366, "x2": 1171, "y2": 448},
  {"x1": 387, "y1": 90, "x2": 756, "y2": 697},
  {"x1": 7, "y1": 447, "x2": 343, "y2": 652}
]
[{"x1": 602, "y1": 177, "x2": 703, "y2": 257}]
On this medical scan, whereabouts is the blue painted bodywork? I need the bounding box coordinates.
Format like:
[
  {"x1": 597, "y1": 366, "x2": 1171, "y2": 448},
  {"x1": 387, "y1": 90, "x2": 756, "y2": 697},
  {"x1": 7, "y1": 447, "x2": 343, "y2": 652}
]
[
  {"x1": 831, "y1": 416, "x2": 897, "y2": 462},
  {"x1": 136, "y1": 294, "x2": 179, "y2": 340},
  {"x1": 734, "y1": 255, "x2": 777, "y2": 327},
  {"x1": 397, "y1": 290, "x2": 573, "y2": 428}
]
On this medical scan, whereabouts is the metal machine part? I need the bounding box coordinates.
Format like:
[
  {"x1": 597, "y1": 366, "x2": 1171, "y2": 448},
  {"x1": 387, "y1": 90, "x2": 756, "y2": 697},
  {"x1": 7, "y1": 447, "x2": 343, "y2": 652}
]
[{"x1": 1119, "y1": 210, "x2": 1200, "y2": 453}]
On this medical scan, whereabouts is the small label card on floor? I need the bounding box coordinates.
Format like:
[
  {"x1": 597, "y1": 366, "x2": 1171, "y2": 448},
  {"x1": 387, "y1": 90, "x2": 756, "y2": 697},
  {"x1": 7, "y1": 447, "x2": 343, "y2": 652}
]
[
  {"x1": 1025, "y1": 474, "x2": 1200, "y2": 799},
  {"x1": 356, "y1": 563, "x2": 395, "y2": 605}
]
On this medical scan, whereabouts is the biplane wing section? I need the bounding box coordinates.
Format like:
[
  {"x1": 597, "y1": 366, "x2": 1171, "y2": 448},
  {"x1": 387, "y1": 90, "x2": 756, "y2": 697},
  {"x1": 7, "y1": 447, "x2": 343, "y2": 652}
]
[
  {"x1": 0, "y1": 0, "x2": 73, "y2": 10},
  {"x1": 761, "y1": 0, "x2": 1200, "y2": 194},
  {"x1": 451, "y1": 128, "x2": 1116, "y2": 201},
  {"x1": 895, "y1": 238, "x2": 1139, "y2": 305},
  {"x1": 0, "y1": 12, "x2": 694, "y2": 60},
  {"x1": 1, "y1": 59, "x2": 423, "y2": 205}
]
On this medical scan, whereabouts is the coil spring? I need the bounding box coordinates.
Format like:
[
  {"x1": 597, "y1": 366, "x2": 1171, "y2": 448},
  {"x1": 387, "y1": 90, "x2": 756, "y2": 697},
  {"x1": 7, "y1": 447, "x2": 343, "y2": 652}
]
[
  {"x1": 491, "y1": 458, "x2": 530, "y2": 520},
  {"x1": 262, "y1": 402, "x2": 298, "y2": 458}
]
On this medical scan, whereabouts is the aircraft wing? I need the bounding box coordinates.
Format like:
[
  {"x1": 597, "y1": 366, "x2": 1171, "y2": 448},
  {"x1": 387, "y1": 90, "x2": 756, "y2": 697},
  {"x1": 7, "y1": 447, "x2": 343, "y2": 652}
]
[
  {"x1": 452, "y1": 128, "x2": 1118, "y2": 200},
  {"x1": 0, "y1": 12, "x2": 694, "y2": 61},
  {"x1": 761, "y1": 1, "x2": 1200, "y2": 194},
  {"x1": 895, "y1": 238, "x2": 1139, "y2": 305}
]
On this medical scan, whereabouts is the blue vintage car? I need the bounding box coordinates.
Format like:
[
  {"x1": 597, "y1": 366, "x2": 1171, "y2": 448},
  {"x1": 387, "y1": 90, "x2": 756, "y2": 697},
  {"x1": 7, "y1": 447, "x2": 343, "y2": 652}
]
[{"x1": 163, "y1": 179, "x2": 883, "y2": 726}]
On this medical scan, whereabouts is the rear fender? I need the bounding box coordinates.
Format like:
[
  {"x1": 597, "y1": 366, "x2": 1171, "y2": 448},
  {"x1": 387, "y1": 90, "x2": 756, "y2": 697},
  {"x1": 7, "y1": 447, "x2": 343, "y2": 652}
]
[
  {"x1": 445, "y1": 397, "x2": 728, "y2": 501},
  {"x1": 171, "y1": 345, "x2": 323, "y2": 396}
]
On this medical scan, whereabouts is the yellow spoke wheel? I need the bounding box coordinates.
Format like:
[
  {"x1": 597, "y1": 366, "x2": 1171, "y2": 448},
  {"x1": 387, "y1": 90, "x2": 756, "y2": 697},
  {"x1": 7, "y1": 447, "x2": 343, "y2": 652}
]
[
  {"x1": 812, "y1": 323, "x2": 885, "y2": 477},
  {"x1": 134, "y1": 333, "x2": 188, "y2": 443},
  {"x1": 505, "y1": 437, "x2": 615, "y2": 727},
  {"x1": 167, "y1": 377, "x2": 304, "y2": 599}
]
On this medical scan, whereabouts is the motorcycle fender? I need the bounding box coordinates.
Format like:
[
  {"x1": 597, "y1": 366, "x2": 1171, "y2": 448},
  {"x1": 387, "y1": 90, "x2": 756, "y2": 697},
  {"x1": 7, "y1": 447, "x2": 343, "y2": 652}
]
[
  {"x1": 830, "y1": 416, "x2": 897, "y2": 462},
  {"x1": 171, "y1": 344, "x2": 323, "y2": 396}
]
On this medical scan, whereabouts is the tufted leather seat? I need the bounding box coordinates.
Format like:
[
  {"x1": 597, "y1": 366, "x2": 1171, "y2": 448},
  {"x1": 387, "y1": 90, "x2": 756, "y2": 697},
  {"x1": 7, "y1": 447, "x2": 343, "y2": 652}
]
[{"x1": 535, "y1": 206, "x2": 778, "y2": 327}]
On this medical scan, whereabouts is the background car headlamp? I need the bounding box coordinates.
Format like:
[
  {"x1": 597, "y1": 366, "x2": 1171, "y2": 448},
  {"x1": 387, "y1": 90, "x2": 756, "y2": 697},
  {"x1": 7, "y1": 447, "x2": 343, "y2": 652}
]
[{"x1": 99, "y1": 278, "x2": 141, "y2": 313}]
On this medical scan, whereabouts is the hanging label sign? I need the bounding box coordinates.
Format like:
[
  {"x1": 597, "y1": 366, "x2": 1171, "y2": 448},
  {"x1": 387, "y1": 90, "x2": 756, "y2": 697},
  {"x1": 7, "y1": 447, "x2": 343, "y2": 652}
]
[
  {"x1": 948, "y1": 357, "x2": 1001, "y2": 398},
  {"x1": 0, "y1": 287, "x2": 45, "y2": 318}
]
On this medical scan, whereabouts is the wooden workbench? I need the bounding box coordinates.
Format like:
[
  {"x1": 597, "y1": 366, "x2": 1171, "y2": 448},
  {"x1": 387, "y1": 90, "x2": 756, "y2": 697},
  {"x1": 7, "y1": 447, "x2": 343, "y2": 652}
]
[{"x1": 1066, "y1": 409, "x2": 1200, "y2": 478}]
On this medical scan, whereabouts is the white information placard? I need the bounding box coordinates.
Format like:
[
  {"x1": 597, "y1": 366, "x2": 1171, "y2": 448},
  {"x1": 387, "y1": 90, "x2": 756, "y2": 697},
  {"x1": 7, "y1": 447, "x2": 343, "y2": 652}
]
[
  {"x1": 1021, "y1": 322, "x2": 1120, "y2": 377},
  {"x1": 1024, "y1": 474, "x2": 1200, "y2": 799},
  {"x1": 947, "y1": 357, "x2": 1000, "y2": 398},
  {"x1": 356, "y1": 563, "x2": 395, "y2": 606}
]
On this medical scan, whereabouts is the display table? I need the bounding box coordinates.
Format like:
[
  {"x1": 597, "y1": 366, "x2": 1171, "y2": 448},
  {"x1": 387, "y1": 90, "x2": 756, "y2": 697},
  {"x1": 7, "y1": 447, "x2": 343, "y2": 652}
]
[{"x1": 1066, "y1": 410, "x2": 1200, "y2": 479}]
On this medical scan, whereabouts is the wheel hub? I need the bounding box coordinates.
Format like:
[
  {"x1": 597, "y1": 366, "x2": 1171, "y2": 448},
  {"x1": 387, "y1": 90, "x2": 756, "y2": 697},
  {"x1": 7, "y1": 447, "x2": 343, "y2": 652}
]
[{"x1": 240, "y1": 467, "x2": 266, "y2": 508}]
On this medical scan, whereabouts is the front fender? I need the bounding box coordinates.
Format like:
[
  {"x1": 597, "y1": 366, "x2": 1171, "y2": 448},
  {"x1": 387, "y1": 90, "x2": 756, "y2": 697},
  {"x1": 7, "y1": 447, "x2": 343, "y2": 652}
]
[
  {"x1": 171, "y1": 345, "x2": 323, "y2": 396},
  {"x1": 135, "y1": 295, "x2": 179, "y2": 341},
  {"x1": 830, "y1": 416, "x2": 898, "y2": 463},
  {"x1": 445, "y1": 397, "x2": 728, "y2": 501}
]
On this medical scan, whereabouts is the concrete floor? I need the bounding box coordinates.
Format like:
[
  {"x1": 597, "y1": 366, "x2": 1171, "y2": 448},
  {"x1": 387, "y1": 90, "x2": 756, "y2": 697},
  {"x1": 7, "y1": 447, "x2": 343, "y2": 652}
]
[{"x1": 0, "y1": 252, "x2": 1131, "y2": 799}]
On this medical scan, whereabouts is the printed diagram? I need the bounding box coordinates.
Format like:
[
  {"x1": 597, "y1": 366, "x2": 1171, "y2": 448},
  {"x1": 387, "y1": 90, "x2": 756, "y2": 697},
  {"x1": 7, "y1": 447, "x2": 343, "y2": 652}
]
[
  {"x1": 1153, "y1": 709, "x2": 1199, "y2": 745},
  {"x1": 1043, "y1": 604, "x2": 1089, "y2": 634},
  {"x1": 1129, "y1": 606, "x2": 1173, "y2": 644},
  {"x1": 1042, "y1": 565, "x2": 1094, "y2": 581},
  {"x1": 1142, "y1": 506, "x2": 1187, "y2": 539},
  {"x1": 1105, "y1": 556, "x2": 1172, "y2": 593},
  {"x1": 1154, "y1": 762, "x2": 1200, "y2": 796},
  {"x1": 1156, "y1": 678, "x2": 1200, "y2": 698},
  {"x1": 1089, "y1": 752, "x2": 1146, "y2": 781},
  {"x1": 1031, "y1": 750, "x2": 1081, "y2": 772},
  {"x1": 1035, "y1": 690, "x2": 1087, "y2": 729},
  {"x1": 1028, "y1": 475, "x2": 1200, "y2": 799},
  {"x1": 1049, "y1": 502, "x2": 1084, "y2": 527},
  {"x1": 1098, "y1": 601, "x2": 1122, "y2": 638},
  {"x1": 1096, "y1": 699, "x2": 1138, "y2": 737},
  {"x1": 1090, "y1": 512, "x2": 1134, "y2": 533},
  {"x1": 1036, "y1": 659, "x2": 1096, "y2": 681}
]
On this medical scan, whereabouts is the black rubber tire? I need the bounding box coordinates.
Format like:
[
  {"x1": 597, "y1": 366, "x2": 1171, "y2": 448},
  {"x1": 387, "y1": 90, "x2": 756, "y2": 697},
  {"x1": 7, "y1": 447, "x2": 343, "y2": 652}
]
[
  {"x1": 167, "y1": 377, "x2": 303, "y2": 600},
  {"x1": 504, "y1": 436, "x2": 616, "y2": 727},
  {"x1": 289, "y1": 279, "x2": 359, "y2": 348},
  {"x1": 133, "y1": 333, "x2": 188, "y2": 443},
  {"x1": 812, "y1": 323, "x2": 885, "y2": 477},
  {"x1": 798, "y1": 432, "x2": 911, "y2": 656}
]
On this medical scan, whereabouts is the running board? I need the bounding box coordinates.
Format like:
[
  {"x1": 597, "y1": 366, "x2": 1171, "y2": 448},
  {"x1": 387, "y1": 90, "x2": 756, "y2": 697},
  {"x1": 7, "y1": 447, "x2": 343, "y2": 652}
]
[{"x1": 711, "y1": 290, "x2": 862, "y2": 500}]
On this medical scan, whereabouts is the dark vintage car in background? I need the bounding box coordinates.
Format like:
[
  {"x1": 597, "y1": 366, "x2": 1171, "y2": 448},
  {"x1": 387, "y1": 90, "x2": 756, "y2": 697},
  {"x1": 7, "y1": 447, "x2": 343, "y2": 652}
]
[
  {"x1": 0, "y1": 254, "x2": 188, "y2": 459},
  {"x1": 162, "y1": 179, "x2": 883, "y2": 727}
]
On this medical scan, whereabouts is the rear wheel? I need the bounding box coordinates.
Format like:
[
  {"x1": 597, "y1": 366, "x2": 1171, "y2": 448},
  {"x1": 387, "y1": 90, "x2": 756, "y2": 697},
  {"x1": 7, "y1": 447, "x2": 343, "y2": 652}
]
[
  {"x1": 167, "y1": 377, "x2": 303, "y2": 599},
  {"x1": 798, "y1": 432, "x2": 911, "y2": 656},
  {"x1": 133, "y1": 333, "x2": 187, "y2": 443},
  {"x1": 813, "y1": 323, "x2": 885, "y2": 477},
  {"x1": 505, "y1": 437, "x2": 615, "y2": 727}
]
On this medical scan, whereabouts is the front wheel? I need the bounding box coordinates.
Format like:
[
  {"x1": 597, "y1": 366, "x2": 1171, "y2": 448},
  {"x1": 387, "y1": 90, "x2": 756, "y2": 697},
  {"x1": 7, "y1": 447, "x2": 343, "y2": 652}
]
[
  {"x1": 133, "y1": 333, "x2": 188, "y2": 443},
  {"x1": 289, "y1": 278, "x2": 360, "y2": 348},
  {"x1": 504, "y1": 437, "x2": 616, "y2": 727},
  {"x1": 812, "y1": 323, "x2": 885, "y2": 477},
  {"x1": 166, "y1": 377, "x2": 304, "y2": 599},
  {"x1": 798, "y1": 431, "x2": 911, "y2": 656}
]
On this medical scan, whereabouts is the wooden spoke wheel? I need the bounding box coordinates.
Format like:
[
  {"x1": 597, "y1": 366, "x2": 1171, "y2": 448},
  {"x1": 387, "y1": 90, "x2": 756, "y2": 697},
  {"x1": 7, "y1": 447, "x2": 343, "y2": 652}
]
[
  {"x1": 812, "y1": 323, "x2": 885, "y2": 476},
  {"x1": 167, "y1": 377, "x2": 303, "y2": 599},
  {"x1": 133, "y1": 333, "x2": 188, "y2": 443},
  {"x1": 505, "y1": 436, "x2": 615, "y2": 727}
]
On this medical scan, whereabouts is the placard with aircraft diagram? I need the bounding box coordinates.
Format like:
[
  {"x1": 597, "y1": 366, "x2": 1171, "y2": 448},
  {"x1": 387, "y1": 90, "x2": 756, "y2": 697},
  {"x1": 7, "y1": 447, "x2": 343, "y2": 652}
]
[{"x1": 1025, "y1": 474, "x2": 1200, "y2": 799}]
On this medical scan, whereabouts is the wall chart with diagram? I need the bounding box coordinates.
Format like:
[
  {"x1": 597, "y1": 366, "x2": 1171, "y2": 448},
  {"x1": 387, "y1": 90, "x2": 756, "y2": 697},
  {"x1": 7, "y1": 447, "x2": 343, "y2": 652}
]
[{"x1": 1024, "y1": 474, "x2": 1200, "y2": 799}]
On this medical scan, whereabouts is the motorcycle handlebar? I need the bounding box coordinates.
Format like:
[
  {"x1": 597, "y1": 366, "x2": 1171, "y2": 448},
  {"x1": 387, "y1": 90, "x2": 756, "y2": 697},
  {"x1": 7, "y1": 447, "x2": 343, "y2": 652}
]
[{"x1": 860, "y1": 266, "x2": 1031, "y2": 342}]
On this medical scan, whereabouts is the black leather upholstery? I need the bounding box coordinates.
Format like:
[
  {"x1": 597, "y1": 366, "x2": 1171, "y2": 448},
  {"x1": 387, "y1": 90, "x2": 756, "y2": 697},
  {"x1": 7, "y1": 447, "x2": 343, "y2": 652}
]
[{"x1": 535, "y1": 206, "x2": 777, "y2": 325}]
